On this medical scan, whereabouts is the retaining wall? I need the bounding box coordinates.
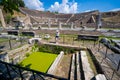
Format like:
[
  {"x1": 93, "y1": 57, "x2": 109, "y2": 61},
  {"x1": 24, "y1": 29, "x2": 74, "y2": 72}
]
[
  {"x1": 47, "y1": 51, "x2": 64, "y2": 74},
  {"x1": 0, "y1": 44, "x2": 32, "y2": 64}
]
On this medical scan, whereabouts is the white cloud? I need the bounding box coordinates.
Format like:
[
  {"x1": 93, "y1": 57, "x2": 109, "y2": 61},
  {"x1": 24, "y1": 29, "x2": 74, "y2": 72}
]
[
  {"x1": 23, "y1": 0, "x2": 44, "y2": 11},
  {"x1": 48, "y1": 0, "x2": 78, "y2": 13},
  {"x1": 84, "y1": 9, "x2": 95, "y2": 12},
  {"x1": 110, "y1": 8, "x2": 120, "y2": 12},
  {"x1": 62, "y1": 0, "x2": 68, "y2": 4}
]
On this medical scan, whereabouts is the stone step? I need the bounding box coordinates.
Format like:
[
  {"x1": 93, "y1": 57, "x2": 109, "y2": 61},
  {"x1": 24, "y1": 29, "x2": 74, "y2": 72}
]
[
  {"x1": 69, "y1": 52, "x2": 81, "y2": 80},
  {"x1": 70, "y1": 54, "x2": 75, "y2": 80},
  {"x1": 76, "y1": 52, "x2": 81, "y2": 80},
  {"x1": 81, "y1": 51, "x2": 94, "y2": 80}
]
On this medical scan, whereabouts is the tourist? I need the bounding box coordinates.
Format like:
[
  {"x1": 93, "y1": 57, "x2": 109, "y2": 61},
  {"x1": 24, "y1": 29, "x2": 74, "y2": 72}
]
[{"x1": 55, "y1": 30, "x2": 60, "y2": 43}]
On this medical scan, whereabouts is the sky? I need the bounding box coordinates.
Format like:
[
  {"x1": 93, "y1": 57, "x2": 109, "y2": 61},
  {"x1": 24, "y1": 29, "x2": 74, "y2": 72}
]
[{"x1": 23, "y1": 0, "x2": 120, "y2": 13}]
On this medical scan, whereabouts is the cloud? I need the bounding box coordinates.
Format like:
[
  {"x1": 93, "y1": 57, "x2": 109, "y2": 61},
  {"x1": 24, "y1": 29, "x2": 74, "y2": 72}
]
[
  {"x1": 48, "y1": 0, "x2": 78, "y2": 13},
  {"x1": 23, "y1": 0, "x2": 44, "y2": 11},
  {"x1": 110, "y1": 8, "x2": 120, "y2": 12},
  {"x1": 84, "y1": 9, "x2": 95, "y2": 12}
]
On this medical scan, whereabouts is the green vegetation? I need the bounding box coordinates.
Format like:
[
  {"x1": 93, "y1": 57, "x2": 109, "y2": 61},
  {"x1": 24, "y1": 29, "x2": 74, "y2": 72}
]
[
  {"x1": 0, "y1": 0, "x2": 25, "y2": 14},
  {"x1": 19, "y1": 52, "x2": 57, "y2": 73},
  {"x1": 38, "y1": 44, "x2": 76, "y2": 54},
  {"x1": 54, "y1": 11, "x2": 59, "y2": 14},
  {"x1": 101, "y1": 27, "x2": 120, "y2": 30},
  {"x1": 5, "y1": 14, "x2": 12, "y2": 24},
  {"x1": 0, "y1": 38, "x2": 8, "y2": 43},
  {"x1": 25, "y1": 53, "x2": 30, "y2": 57}
]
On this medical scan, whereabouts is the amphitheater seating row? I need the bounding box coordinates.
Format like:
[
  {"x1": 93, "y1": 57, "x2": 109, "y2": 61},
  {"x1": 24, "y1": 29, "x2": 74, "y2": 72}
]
[{"x1": 20, "y1": 8, "x2": 99, "y2": 25}]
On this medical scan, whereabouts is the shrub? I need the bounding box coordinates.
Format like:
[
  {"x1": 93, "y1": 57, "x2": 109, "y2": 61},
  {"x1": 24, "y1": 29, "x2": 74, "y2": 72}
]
[
  {"x1": 38, "y1": 44, "x2": 76, "y2": 54},
  {"x1": 26, "y1": 53, "x2": 30, "y2": 57}
]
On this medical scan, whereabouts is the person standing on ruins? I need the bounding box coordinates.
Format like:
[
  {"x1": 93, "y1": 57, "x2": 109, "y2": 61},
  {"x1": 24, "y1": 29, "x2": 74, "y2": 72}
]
[{"x1": 55, "y1": 30, "x2": 60, "y2": 43}]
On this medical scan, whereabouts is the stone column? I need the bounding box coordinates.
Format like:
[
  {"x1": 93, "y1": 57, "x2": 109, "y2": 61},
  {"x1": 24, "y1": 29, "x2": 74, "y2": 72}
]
[
  {"x1": 59, "y1": 22, "x2": 62, "y2": 29},
  {"x1": 48, "y1": 19, "x2": 51, "y2": 29},
  {"x1": 71, "y1": 22, "x2": 74, "y2": 29},
  {"x1": 96, "y1": 13, "x2": 102, "y2": 30},
  {"x1": 0, "y1": 9, "x2": 6, "y2": 28}
]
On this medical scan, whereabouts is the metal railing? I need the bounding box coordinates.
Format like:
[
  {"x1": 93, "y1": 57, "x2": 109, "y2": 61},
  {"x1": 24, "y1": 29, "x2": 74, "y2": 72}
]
[
  {"x1": 0, "y1": 60, "x2": 67, "y2": 80},
  {"x1": 97, "y1": 42, "x2": 120, "y2": 80}
]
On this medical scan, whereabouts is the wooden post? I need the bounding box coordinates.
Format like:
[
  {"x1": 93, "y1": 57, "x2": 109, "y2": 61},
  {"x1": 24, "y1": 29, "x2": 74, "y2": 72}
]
[
  {"x1": 98, "y1": 42, "x2": 100, "y2": 52},
  {"x1": 72, "y1": 37, "x2": 74, "y2": 45},
  {"x1": 79, "y1": 39, "x2": 80, "y2": 48},
  {"x1": 105, "y1": 46, "x2": 108, "y2": 58},
  {"x1": 94, "y1": 40, "x2": 95, "y2": 47},
  {"x1": 9, "y1": 38, "x2": 12, "y2": 50},
  {"x1": 20, "y1": 37, "x2": 22, "y2": 45},
  {"x1": 83, "y1": 39, "x2": 84, "y2": 46},
  {"x1": 63, "y1": 36, "x2": 65, "y2": 44}
]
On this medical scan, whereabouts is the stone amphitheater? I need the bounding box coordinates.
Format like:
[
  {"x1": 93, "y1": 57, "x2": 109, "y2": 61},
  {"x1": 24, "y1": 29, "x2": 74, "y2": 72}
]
[
  {"x1": 0, "y1": 7, "x2": 120, "y2": 80},
  {"x1": 11, "y1": 8, "x2": 119, "y2": 29},
  {"x1": 11, "y1": 8, "x2": 100, "y2": 30}
]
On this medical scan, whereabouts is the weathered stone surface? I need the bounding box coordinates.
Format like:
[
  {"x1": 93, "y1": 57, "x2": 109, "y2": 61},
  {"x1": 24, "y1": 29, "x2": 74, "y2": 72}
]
[
  {"x1": 95, "y1": 74, "x2": 107, "y2": 80},
  {"x1": 81, "y1": 51, "x2": 94, "y2": 80},
  {"x1": 70, "y1": 54, "x2": 75, "y2": 80},
  {"x1": 47, "y1": 51, "x2": 64, "y2": 74},
  {"x1": 76, "y1": 52, "x2": 81, "y2": 80}
]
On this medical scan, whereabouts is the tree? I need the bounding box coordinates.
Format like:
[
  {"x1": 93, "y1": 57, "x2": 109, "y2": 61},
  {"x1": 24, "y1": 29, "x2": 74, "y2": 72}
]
[
  {"x1": 5, "y1": 14, "x2": 12, "y2": 24},
  {"x1": 14, "y1": 0, "x2": 25, "y2": 7},
  {"x1": 54, "y1": 11, "x2": 59, "y2": 14},
  {"x1": 0, "y1": 0, "x2": 25, "y2": 15},
  {"x1": 17, "y1": 0, "x2": 25, "y2": 7}
]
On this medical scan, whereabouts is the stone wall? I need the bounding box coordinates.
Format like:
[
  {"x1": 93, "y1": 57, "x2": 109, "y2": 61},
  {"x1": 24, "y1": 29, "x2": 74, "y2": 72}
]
[{"x1": 0, "y1": 44, "x2": 32, "y2": 64}]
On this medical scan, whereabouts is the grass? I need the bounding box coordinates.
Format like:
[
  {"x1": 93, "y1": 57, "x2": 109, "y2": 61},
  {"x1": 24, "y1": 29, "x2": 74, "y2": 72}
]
[
  {"x1": 101, "y1": 27, "x2": 120, "y2": 30},
  {"x1": 19, "y1": 52, "x2": 57, "y2": 73},
  {"x1": 0, "y1": 38, "x2": 9, "y2": 43}
]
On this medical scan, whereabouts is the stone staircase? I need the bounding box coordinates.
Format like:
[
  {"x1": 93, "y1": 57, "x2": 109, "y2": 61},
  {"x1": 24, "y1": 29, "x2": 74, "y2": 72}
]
[{"x1": 69, "y1": 51, "x2": 95, "y2": 80}]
